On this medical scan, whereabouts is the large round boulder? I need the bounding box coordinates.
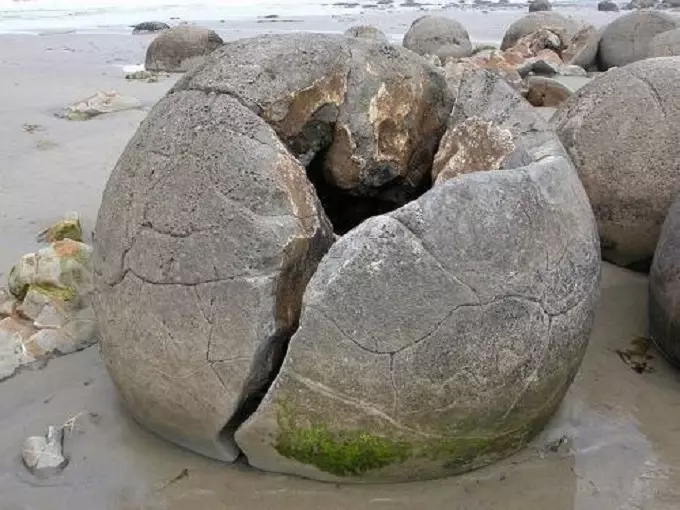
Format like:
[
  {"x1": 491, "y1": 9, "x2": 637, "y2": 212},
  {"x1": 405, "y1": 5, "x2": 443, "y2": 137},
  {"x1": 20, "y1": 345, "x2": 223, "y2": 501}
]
[
  {"x1": 145, "y1": 26, "x2": 223, "y2": 72},
  {"x1": 95, "y1": 34, "x2": 599, "y2": 482},
  {"x1": 597, "y1": 11, "x2": 680, "y2": 69},
  {"x1": 529, "y1": 0, "x2": 552, "y2": 11},
  {"x1": 650, "y1": 194, "x2": 680, "y2": 367},
  {"x1": 403, "y1": 15, "x2": 473, "y2": 61},
  {"x1": 235, "y1": 70, "x2": 600, "y2": 482},
  {"x1": 598, "y1": 0, "x2": 620, "y2": 10},
  {"x1": 648, "y1": 27, "x2": 680, "y2": 57},
  {"x1": 500, "y1": 12, "x2": 581, "y2": 50},
  {"x1": 552, "y1": 57, "x2": 680, "y2": 266}
]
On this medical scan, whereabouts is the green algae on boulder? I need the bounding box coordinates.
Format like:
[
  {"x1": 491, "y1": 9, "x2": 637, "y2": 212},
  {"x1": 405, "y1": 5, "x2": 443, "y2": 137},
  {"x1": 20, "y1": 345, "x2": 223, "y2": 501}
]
[
  {"x1": 234, "y1": 70, "x2": 600, "y2": 482},
  {"x1": 37, "y1": 213, "x2": 83, "y2": 243}
]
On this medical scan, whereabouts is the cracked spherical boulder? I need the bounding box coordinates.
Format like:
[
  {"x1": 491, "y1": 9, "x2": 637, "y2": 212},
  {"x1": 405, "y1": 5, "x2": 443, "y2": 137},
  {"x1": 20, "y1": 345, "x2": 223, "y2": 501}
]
[
  {"x1": 552, "y1": 57, "x2": 680, "y2": 267},
  {"x1": 145, "y1": 26, "x2": 223, "y2": 72},
  {"x1": 234, "y1": 70, "x2": 600, "y2": 482},
  {"x1": 500, "y1": 12, "x2": 581, "y2": 51},
  {"x1": 93, "y1": 87, "x2": 335, "y2": 462},
  {"x1": 597, "y1": 11, "x2": 680, "y2": 70},
  {"x1": 648, "y1": 27, "x2": 680, "y2": 58},
  {"x1": 650, "y1": 194, "x2": 680, "y2": 367},
  {"x1": 403, "y1": 15, "x2": 473, "y2": 61},
  {"x1": 177, "y1": 34, "x2": 453, "y2": 203}
]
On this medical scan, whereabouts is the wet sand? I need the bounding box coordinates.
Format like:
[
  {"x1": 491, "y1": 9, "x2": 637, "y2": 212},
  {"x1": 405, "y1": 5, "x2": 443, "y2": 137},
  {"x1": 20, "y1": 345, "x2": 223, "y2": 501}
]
[
  {"x1": 1, "y1": 263, "x2": 679, "y2": 509},
  {"x1": 2, "y1": 9, "x2": 680, "y2": 510}
]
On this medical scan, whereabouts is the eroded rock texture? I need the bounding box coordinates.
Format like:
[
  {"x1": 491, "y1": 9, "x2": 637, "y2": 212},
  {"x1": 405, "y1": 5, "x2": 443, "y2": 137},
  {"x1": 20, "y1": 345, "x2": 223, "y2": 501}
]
[
  {"x1": 93, "y1": 89, "x2": 334, "y2": 462},
  {"x1": 552, "y1": 57, "x2": 680, "y2": 267},
  {"x1": 234, "y1": 70, "x2": 600, "y2": 483},
  {"x1": 95, "y1": 34, "x2": 599, "y2": 483}
]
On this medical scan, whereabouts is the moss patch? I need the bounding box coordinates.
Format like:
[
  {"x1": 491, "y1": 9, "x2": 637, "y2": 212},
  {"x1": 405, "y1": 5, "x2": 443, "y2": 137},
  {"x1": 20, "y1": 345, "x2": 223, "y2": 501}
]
[
  {"x1": 39, "y1": 220, "x2": 83, "y2": 243},
  {"x1": 30, "y1": 283, "x2": 75, "y2": 302},
  {"x1": 273, "y1": 397, "x2": 555, "y2": 478},
  {"x1": 275, "y1": 403, "x2": 412, "y2": 476}
]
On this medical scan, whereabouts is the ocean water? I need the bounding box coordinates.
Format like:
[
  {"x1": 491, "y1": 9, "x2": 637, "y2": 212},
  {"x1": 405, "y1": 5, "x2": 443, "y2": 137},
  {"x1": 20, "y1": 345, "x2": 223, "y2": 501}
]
[{"x1": 0, "y1": 0, "x2": 532, "y2": 33}]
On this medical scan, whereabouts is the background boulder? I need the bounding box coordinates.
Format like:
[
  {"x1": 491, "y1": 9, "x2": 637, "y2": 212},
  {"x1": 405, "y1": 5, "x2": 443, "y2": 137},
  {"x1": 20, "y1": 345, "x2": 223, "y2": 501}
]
[
  {"x1": 145, "y1": 26, "x2": 223, "y2": 72},
  {"x1": 598, "y1": 0, "x2": 620, "y2": 10},
  {"x1": 552, "y1": 57, "x2": 680, "y2": 266},
  {"x1": 529, "y1": 0, "x2": 552, "y2": 11},
  {"x1": 500, "y1": 12, "x2": 581, "y2": 50},
  {"x1": 650, "y1": 194, "x2": 680, "y2": 367},
  {"x1": 597, "y1": 11, "x2": 680, "y2": 69},
  {"x1": 343, "y1": 25, "x2": 389, "y2": 42},
  {"x1": 648, "y1": 27, "x2": 680, "y2": 57},
  {"x1": 403, "y1": 15, "x2": 473, "y2": 61}
]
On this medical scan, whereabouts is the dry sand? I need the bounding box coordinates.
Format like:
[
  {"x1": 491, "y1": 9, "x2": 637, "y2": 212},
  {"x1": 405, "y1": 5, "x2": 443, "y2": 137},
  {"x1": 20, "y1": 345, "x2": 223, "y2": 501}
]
[{"x1": 1, "y1": 9, "x2": 680, "y2": 510}]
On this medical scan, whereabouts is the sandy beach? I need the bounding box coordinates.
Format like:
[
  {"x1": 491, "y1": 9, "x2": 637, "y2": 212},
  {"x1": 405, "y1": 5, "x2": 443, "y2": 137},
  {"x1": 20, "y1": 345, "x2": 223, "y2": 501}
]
[{"x1": 2, "y1": 6, "x2": 680, "y2": 509}]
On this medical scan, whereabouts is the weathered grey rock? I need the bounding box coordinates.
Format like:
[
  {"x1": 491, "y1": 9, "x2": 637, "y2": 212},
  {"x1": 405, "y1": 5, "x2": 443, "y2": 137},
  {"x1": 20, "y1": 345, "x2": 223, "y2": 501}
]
[
  {"x1": 525, "y1": 75, "x2": 574, "y2": 106},
  {"x1": 648, "y1": 27, "x2": 680, "y2": 56},
  {"x1": 235, "y1": 70, "x2": 600, "y2": 483},
  {"x1": 529, "y1": 0, "x2": 552, "y2": 11},
  {"x1": 0, "y1": 317, "x2": 36, "y2": 380},
  {"x1": 516, "y1": 57, "x2": 561, "y2": 76},
  {"x1": 145, "y1": 26, "x2": 223, "y2": 72},
  {"x1": 500, "y1": 12, "x2": 581, "y2": 50},
  {"x1": 21, "y1": 426, "x2": 68, "y2": 477},
  {"x1": 322, "y1": 42, "x2": 453, "y2": 202},
  {"x1": 562, "y1": 25, "x2": 599, "y2": 68},
  {"x1": 560, "y1": 64, "x2": 588, "y2": 76},
  {"x1": 598, "y1": 0, "x2": 620, "y2": 10},
  {"x1": 597, "y1": 11, "x2": 680, "y2": 69},
  {"x1": 403, "y1": 15, "x2": 473, "y2": 61},
  {"x1": 552, "y1": 57, "x2": 680, "y2": 266},
  {"x1": 0, "y1": 289, "x2": 15, "y2": 317},
  {"x1": 178, "y1": 34, "x2": 452, "y2": 203},
  {"x1": 93, "y1": 58, "x2": 335, "y2": 462},
  {"x1": 343, "y1": 25, "x2": 389, "y2": 42},
  {"x1": 8, "y1": 239, "x2": 93, "y2": 301},
  {"x1": 132, "y1": 21, "x2": 170, "y2": 34},
  {"x1": 650, "y1": 194, "x2": 680, "y2": 367},
  {"x1": 60, "y1": 91, "x2": 142, "y2": 121}
]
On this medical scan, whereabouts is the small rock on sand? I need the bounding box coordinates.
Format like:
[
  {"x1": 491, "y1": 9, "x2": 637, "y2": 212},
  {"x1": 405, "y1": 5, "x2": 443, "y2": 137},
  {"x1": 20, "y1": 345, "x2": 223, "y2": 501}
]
[
  {"x1": 59, "y1": 91, "x2": 142, "y2": 121},
  {"x1": 21, "y1": 426, "x2": 68, "y2": 477},
  {"x1": 131, "y1": 21, "x2": 170, "y2": 34}
]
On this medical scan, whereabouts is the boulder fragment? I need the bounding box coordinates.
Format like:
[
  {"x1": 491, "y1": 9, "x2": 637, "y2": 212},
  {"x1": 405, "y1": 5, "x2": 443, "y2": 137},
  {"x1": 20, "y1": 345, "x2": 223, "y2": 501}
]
[
  {"x1": 21, "y1": 426, "x2": 68, "y2": 477},
  {"x1": 145, "y1": 26, "x2": 223, "y2": 72}
]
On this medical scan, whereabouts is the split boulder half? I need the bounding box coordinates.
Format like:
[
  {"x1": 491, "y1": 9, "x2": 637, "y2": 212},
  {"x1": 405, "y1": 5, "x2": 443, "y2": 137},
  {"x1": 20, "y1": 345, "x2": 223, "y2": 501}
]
[{"x1": 94, "y1": 34, "x2": 600, "y2": 482}]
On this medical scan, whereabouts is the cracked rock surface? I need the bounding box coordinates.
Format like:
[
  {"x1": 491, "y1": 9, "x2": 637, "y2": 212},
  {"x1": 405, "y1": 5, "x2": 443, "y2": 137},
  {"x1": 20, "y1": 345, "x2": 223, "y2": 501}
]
[
  {"x1": 234, "y1": 70, "x2": 600, "y2": 482},
  {"x1": 552, "y1": 57, "x2": 680, "y2": 267},
  {"x1": 93, "y1": 85, "x2": 335, "y2": 462},
  {"x1": 94, "y1": 34, "x2": 599, "y2": 483}
]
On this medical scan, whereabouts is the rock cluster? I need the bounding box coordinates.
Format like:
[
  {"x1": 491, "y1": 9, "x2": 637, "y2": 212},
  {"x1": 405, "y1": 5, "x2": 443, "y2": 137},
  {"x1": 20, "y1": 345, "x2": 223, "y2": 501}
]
[
  {"x1": 0, "y1": 214, "x2": 96, "y2": 381},
  {"x1": 443, "y1": 16, "x2": 597, "y2": 107},
  {"x1": 93, "y1": 32, "x2": 600, "y2": 482}
]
